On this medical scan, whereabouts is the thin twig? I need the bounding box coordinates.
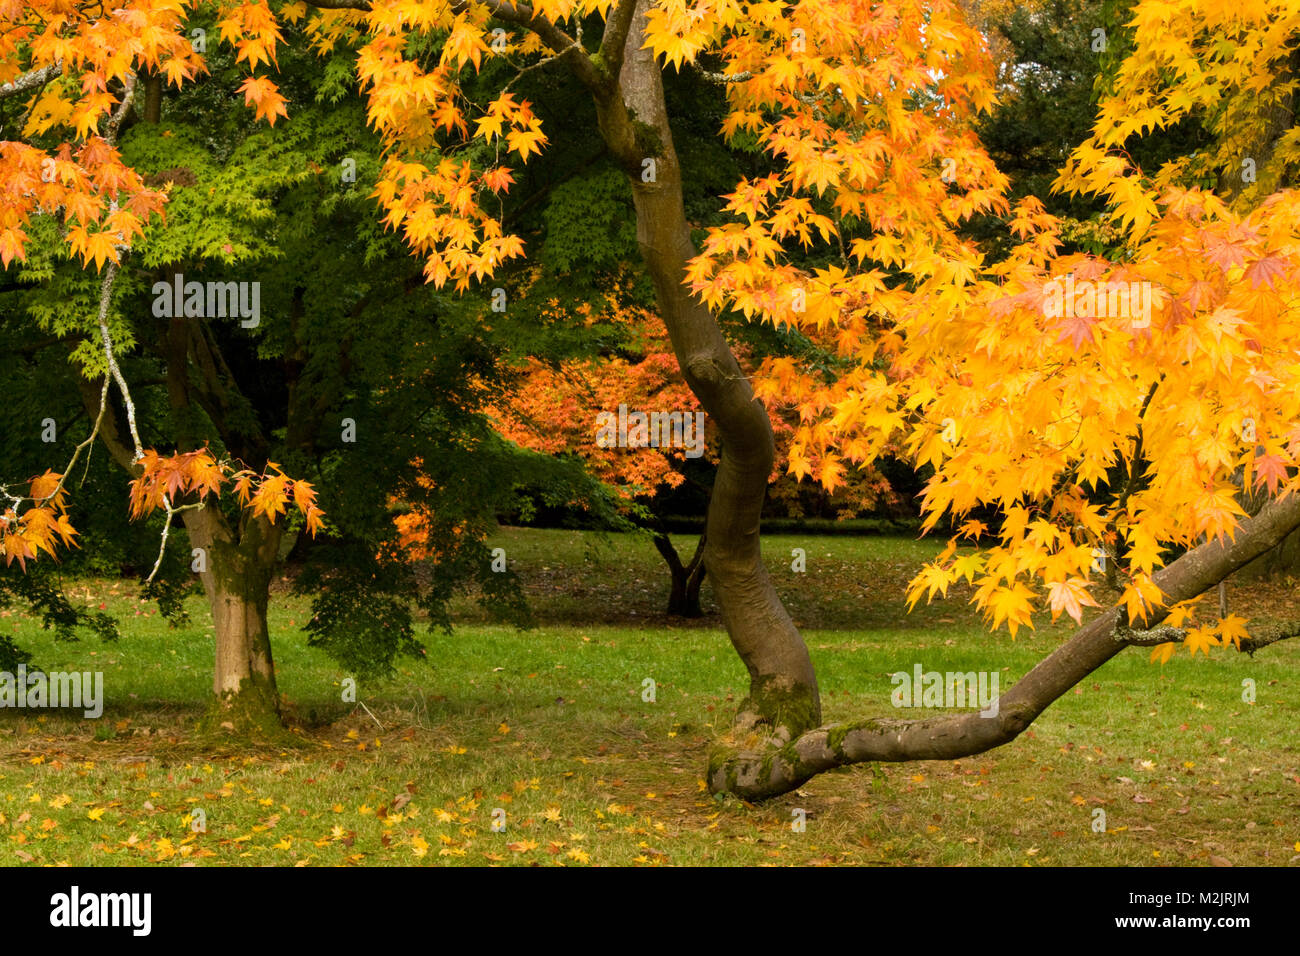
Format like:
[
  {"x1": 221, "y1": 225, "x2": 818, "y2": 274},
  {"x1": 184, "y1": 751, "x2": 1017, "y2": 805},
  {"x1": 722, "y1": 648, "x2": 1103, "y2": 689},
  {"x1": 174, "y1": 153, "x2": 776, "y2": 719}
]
[
  {"x1": 144, "y1": 499, "x2": 206, "y2": 583},
  {"x1": 94, "y1": 261, "x2": 143, "y2": 462},
  {"x1": 357, "y1": 700, "x2": 386, "y2": 731},
  {"x1": 502, "y1": 25, "x2": 584, "y2": 94}
]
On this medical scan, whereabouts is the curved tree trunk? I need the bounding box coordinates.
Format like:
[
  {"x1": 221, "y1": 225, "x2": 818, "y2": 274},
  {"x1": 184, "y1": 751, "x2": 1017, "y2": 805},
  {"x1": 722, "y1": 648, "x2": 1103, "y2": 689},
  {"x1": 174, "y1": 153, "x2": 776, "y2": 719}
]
[
  {"x1": 524, "y1": 0, "x2": 1300, "y2": 797},
  {"x1": 588, "y1": 0, "x2": 821, "y2": 744},
  {"x1": 708, "y1": 491, "x2": 1300, "y2": 798}
]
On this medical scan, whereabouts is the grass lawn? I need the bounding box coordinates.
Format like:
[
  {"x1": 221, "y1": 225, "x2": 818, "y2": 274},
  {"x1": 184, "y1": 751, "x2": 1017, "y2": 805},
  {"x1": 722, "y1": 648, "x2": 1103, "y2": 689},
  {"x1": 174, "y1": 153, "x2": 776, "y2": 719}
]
[{"x1": 0, "y1": 527, "x2": 1297, "y2": 866}]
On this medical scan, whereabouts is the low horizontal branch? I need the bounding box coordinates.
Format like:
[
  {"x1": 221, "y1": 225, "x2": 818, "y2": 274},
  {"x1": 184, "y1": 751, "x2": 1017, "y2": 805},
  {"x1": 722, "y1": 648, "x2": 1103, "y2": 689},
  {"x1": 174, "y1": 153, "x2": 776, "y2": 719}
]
[
  {"x1": 0, "y1": 62, "x2": 62, "y2": 100},
  {"x1": 1116, "y1": 619, "x2": 1300, "y2": 655},
  {"x1": 709, "y1": 489, "x2": 1300, "y2": 799},
  {"x1": 698, "y1": 70, "x2": 752, "y2": 83}
]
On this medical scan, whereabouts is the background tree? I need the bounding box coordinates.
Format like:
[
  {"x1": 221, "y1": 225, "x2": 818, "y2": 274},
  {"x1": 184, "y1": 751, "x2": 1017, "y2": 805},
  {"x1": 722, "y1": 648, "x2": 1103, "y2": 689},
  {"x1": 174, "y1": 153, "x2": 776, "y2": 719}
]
[
  {"x1": 1, "y1": 16, "x2": 610, "y2": 730},
  {"x1": 480, "y1": 279, "x2": 899, "y2": 616},
  {"x1": 484, "y1": 284, "x2": 715, "y2": 615}
]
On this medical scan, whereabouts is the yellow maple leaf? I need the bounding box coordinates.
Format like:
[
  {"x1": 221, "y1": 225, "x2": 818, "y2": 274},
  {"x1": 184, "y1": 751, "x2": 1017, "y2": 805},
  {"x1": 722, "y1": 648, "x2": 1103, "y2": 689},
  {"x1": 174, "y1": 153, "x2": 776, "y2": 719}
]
[
  {"x1": 1184, "y1": 626, "x2": 1218, "y2": 657},
  {"x1": 475, "y1": 113, "x2": 504, "y2": 142},
  {"x1": 505, "y1": 128, "x2": 546, "y2": 163},
  {"x1": 1217, "y1": 614, "x2": 1250, "y2": 651},
  {"x1": 1047, "y1": 577, "x2": 1101, "y2": 625},
  {"x1": 984, "y1": 582, "x2": 1036, "y2": 637},
  {"x1": 1150, "y1": 642, "x2": 1176, "y2": 665},
  {"x1": 1121, "y1": 574, "x2": 1165, "y2": 625}
]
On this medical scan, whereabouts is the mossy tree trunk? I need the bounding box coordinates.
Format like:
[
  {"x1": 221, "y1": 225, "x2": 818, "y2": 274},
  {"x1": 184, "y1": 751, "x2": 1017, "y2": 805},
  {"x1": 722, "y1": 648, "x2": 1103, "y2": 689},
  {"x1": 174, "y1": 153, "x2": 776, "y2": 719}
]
[
  {"x1": 183, "y1": 506, "x2": 283, "y2": 733},
  {"x1": 77, "y1": 377, "x2": 287, "y2": 736}
]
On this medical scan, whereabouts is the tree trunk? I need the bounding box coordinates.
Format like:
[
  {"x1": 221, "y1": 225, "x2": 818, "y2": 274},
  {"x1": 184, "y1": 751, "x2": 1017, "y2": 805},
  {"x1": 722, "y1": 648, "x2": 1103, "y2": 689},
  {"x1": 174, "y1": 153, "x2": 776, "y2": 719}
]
[
  {"x1": 77, "y1": 371, "x2": 287, "y2": 736},
  {"x1": 72, "y1": 72, "x2": 284, "y2": 733},
  {"x1": 184, "y1": 506, "x2": 283, "y2": 735},
  {"x1": 1216, "y1": 48, "x2": 1300, "y2": 204},
  {"x1": 654, "y1": 532, "x2": 706, "y2": 617},
  {"x1": 562, "y1": 0, "x2": 1300, "y2": 797},
  {"x1": 591, "y1": 0, "x2": 821, "y2": 744},
  {"x1": 1237, "y1": 524, "x2": 1300, "y2": 579},
  {"x1": 708, "y1": 490, "x2": 1300, "y2": 799},
  {"x1": 683, "y1": 538, "x2": 707, "y2": 613},
  {"x1": 140, "y1": 68, "x2": 162, "y2": 124},
  {"x1": 1233, "y1": 475, "x2": 1300, "y2": 579}
]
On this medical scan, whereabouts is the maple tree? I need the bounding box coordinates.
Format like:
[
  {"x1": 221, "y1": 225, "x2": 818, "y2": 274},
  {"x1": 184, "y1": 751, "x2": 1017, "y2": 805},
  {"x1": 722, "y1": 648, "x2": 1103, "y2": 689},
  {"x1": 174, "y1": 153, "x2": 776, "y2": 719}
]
[
  {"x1": 480, "y1": 283, "x2": 716, "y2": 613},
  {"x1": 478, "y1": 278, "x2": 895, "y2": 615},
  {"x1": 0, "y1": 26, "x2": 603, "y2": 729},
  {"x1": 5, "y1": 0, "x2": 1300, "y2": 798},
  {"x1": 708, "y1": 0, "x2": 1300, "y2": 794}
]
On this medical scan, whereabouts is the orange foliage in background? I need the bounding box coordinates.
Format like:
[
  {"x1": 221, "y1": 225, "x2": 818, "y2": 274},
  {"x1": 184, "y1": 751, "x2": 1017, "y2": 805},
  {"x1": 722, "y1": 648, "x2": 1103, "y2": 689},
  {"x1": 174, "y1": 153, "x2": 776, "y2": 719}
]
[
  {"x1": 486, "y1": 283, "x2": 897, "y2": 519},
  {"x1": 387, "y1": 468, "x2": 475, "y2": 564},
  {"x1": 394, "y1": 282, "x2": 897, "y2": 557},
  {"x1": 488, "y1": 290, "x2": 706, "y2": 504}
]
